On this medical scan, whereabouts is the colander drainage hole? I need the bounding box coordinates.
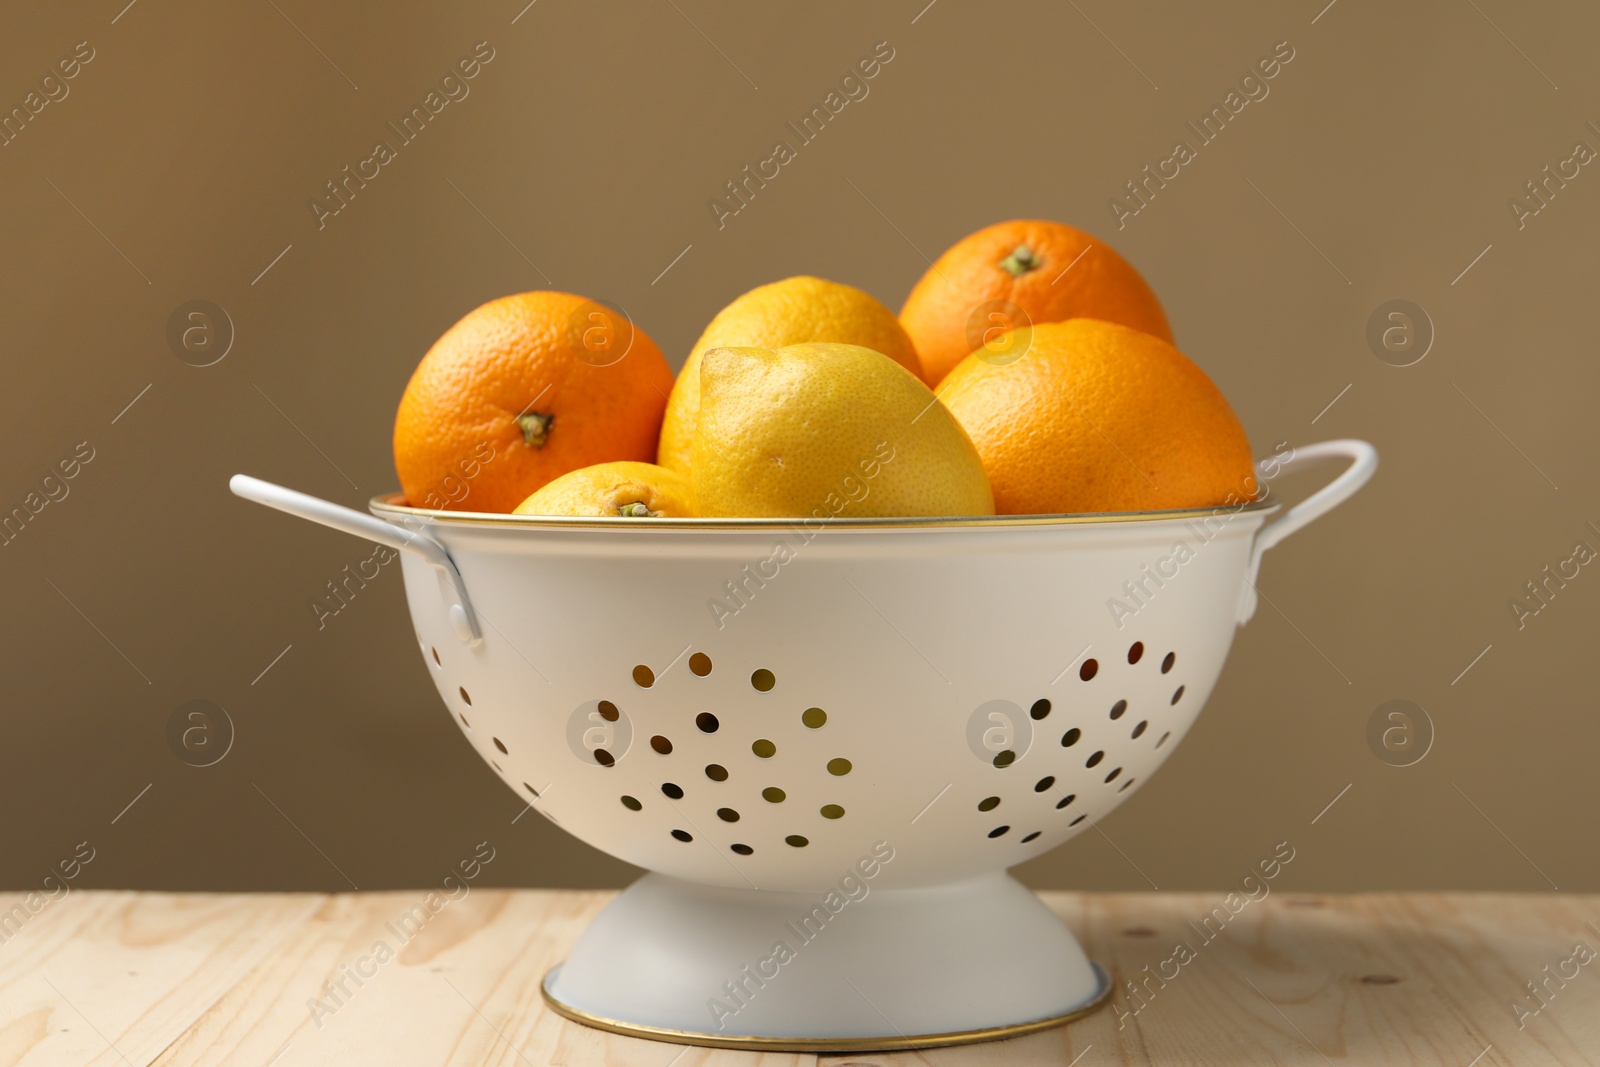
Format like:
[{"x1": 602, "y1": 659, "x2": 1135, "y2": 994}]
[
  {"x1": 1034, "y1": 776, "x2": 1055, "y2": 792},
  {"x1": 1061, "y1": 728, "x2": 1081, "y2": 747},
  {"x1": 696, "y1": 712, "x2": 719, "y2": 733},
  {"x1": 1069, "y1": 813, "x2": 1087, "y2": 827},
  {"x1": 752, "y1": 739, "x2": 776, "y2": 758},
  {"x1": 651, "y1": 735, "x2": 673, "y2": 754},
  {"x1": 689, "y1": 652, "x2": 713, "y2": 676},
  {"x1": 821, "y1": 804, "x2": 845, "y2": 819},
  {"x1": 762, "y1": 787, "x2": 786, "y2": 803},
  {"x1": 730, "y1": 843, "x2": 754, "y2": 855},
  {"x1": 786, "y1": 835, "x2": 809, "y2": 847},
  {"x1": 524, "y1": 783, "x2": 540, "y2": 797},
  {"x1": 620, "y1": 795, "x2": 641, "y2": 810},
  {"x1": 1021, "y1": 831, "x2": 1042, "y2": 843},
  {"x1": 493, "y1": 737, "x2": 508, "y2": 755},
  {"x1": 1085, "y1": 750, "x2": 1105, "y2": 768},
  {"x1": 598, "y1": 701, "x2": 619, "y2": 722},
  {"x1": 705, "y1": 764, "x2": 729, "y2": 781},
  {"x1": 1055, "y1": 793, "x2": 1077, "y2": 810},
  {"x1": 594, "y1": 749, "x2": 615, "y2": 767},
  {"x1": 1161, "y1": 652, "x2": 1176, "y2": 674},
  {"x1": 826, "y1": 758, "x2": 852, "y2": 776},
  {"x1": 988, "y1": 825, "x2": 1010, "y2": 838},
  {"x1": 1119, "y1": 778, "x2": 1136, "y2": 793},
  {"x1": 1110, "y1": 699, "x2": 1127, "y2": 720},
  {"x1": 1156, "y1": 731, "x2": 1172, "y2": 749},
  {"x1": 431, "y1": 646, "x2": 441, "y2": 667},
  {"x1": 1105, "y1": 767, "x2": 1121, "y2": 783},
  {"x1": 993, "y1": 750, "x2": 1016, "y2": 768},
  {"x1": 459, "y1": 714, "x2": 471, "y2": 731},
  {"x1": 671, "y1": 829, "x2": 692, "y2": 842},
  {"x1": 1171, "y1": 685, "x2": 1186, "y2": 705},
  {"x1": 1132, "y1": 720, "x2": 1148, "y2": 739},
  {"x1": 1128, "y1": 641, "x2": 1144, "y2": 664},
  {"x1": 662, "y1": 783, "x2": 684, "y2": 799},
  {"x1": 1079, "y1": 659, "x2": 1099, "y2": 681},
  {"x1": 633, "y1": 664, "x2": 655, "y2": 687},
  {"x1": 802, "y1": 707, "x2": 827, "y2": 728},
  {"x1": 978, "y1": 796, "x2": 1001, "y2": 812},
  {"x1": 751, "y1": 668, "x2": 775, "y2": 692},
  {"x1": 717, "y1": 807, "x2": 740, "y2": 822},
  {"x1": 1030, "y1": 699, "x2": 1051, "y2": 720},
  {"x1": 459, "y1": 686, "x2": 472, "y2": 705}
]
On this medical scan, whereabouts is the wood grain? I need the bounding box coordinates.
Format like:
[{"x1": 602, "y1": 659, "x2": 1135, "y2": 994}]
[
  {"x1": 0, "y1": 890, "x2": 320, "y2": 1067},
  {"x1": 1, "y1": 890, "x2": 1594, "y2": 1066}
]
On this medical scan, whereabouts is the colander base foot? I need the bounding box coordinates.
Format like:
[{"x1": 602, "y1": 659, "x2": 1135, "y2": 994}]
[
  {"x1": 541, "y1": 961, "x2": 1111, "y2": 1053},
  {"x1": 541, "y1": 871, "x2": 1111, "y2": 1052}
]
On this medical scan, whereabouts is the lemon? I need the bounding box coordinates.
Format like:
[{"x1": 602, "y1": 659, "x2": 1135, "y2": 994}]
[
  {"x1": 691, "y1": 343, "x2": 994, "y2": 518},
  {"x1": 658, "y1": 276, "x2": 924, "y2": 474},
  {"x1": 513, "y1": 461, "x2": 695, "y2": 517}
]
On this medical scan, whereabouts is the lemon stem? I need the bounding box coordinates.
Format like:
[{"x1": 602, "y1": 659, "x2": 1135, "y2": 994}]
[
  {"x1": 617, "y1": 501, "x2": 658, "y2": 518},
  {"x1": 999, "y1": 244, "x2": 1041, "y2": 277},
  {"x1": 516, "y1": 412, "x2": 553, "y2": 448}
]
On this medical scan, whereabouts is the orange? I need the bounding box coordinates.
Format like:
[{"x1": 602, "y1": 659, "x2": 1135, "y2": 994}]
[
  {"x1": 658, "y1": 276, "x2": 922, "y2": 473},
  {"x1": 938, "y1": 319, "x2": 1254, "y2": 515},
  {"x1": 394, "y1": 291, "x2": 674, "y2": 513},
  {"x1": 899, "y1": 219, "x2": 1173, "y2": 385}
]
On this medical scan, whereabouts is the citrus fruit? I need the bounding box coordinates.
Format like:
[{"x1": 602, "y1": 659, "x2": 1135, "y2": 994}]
[
  {"x1": 691, "y1": 342, "x2": 994, "y2": 518},
  {"x1": 394, "y1": 291, "x2": 674, "y2": 513},
  {"x1": 658, "y1": 276, "x2": 923, "y2": 474},
  {"x1": 899, "y1": 219, "x2": 1173, "y2": 385},
  {"x1": 938, "y1": 319, "x2": 1254, "y2": 515},
  {"x1": 513, "y1": 461, "x2": 695, "y2": 517}
]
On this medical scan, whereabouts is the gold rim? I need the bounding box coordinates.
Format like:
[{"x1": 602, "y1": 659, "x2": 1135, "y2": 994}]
[
  {"x1": 371, "y1": 493, "x2": 1276, "y2": 531},
  {"x1": 539, "y1": 961, "x2": 1112, "y2": 1052}
]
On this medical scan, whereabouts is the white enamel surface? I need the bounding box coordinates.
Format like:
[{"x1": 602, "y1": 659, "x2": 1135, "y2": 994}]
[
  {"x1": 404, "y1": 509, "x2": 1270, "y2": 892},
  {"x1": 545, "y1": 871, "x2": 1104, "y2": 1041},
  {"x1": 233, "y1": 439, "x2": 1373, "y2": 1044}
]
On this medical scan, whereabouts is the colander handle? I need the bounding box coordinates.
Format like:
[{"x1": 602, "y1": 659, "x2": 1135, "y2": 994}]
[
  {"x1": 228, "y1": 474, "x2": 482, "y2": 644},
  {"x1": 1237, "y1": 439, "x2": 1378, "y2": 624}
]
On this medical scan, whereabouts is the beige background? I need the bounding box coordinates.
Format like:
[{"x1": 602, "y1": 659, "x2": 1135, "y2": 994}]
[{"x1": 2, "y1": 0, "x2": 1595, "y2": 895}]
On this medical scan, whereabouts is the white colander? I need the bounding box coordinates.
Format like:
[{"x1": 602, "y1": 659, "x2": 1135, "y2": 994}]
[{"x1": 230, "y1": 438, "x2": 1375, "y2": 1052}]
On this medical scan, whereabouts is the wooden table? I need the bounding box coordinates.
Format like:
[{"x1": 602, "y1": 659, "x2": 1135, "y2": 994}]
[{"x1": 1, "y1": 890, "x2": 1595, "y2": 1065}]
